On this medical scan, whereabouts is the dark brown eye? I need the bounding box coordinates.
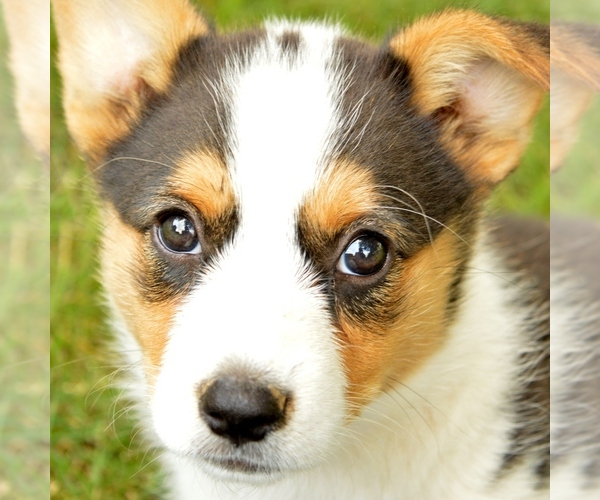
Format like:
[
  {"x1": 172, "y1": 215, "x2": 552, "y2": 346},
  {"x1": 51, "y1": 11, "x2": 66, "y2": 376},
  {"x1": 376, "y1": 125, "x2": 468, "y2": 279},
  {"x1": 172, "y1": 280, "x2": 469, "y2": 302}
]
[
  {"x1": 158, "y1": 214, "x2": 201, "y2": 254},
  {"x1": 337, "y1": 235, "x2": 387, "y2": 276}
]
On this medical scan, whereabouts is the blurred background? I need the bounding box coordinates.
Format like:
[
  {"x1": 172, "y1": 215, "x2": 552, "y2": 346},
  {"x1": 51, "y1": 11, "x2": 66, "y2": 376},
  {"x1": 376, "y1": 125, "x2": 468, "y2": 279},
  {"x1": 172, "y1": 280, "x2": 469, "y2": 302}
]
[
  {"x1": 0, "y1": 4, "x2": 49, "y2": 498},
  {"x1": 551, "y1": 0, "x2": 600, "y2": 217},
  {"x1": 49, "y1": 1, "x2": 549, "y2": 498}
]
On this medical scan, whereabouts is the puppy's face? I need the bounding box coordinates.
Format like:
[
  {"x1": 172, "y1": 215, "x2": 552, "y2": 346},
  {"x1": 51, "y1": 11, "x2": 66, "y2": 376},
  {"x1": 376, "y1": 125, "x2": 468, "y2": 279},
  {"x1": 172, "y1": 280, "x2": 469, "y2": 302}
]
[
  {"x1": 100, "y1": 23, "x2": 476, "y2": 479},
  {"x1": 54, "y1": 2, "x2": 548, "y2": 482}
]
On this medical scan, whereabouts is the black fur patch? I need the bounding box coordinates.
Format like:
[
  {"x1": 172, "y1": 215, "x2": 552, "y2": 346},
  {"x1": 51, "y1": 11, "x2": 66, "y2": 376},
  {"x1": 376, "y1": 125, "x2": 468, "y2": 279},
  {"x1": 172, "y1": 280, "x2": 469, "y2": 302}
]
[
  {"x1": 551, "y1": 216, "x2": 600, "y2": 487},
  {"x1": 278, "y1": 31, "x2": 301, "y2": 60},
  {"x1": 331, "y1": 39, "x2": 475, "y2": 243},
  {"x1": 96, "y1": 31, "x2": 266, "y2": 300},
  {"x1": 297, "y1": 37, "x2": 477, "y2": 323},
  {"x1": 98, "y1": 30, "x2": 265, "y2": 228},
  {"x1": 490, "y1": 216, "x2": 550, "y2": 486}
]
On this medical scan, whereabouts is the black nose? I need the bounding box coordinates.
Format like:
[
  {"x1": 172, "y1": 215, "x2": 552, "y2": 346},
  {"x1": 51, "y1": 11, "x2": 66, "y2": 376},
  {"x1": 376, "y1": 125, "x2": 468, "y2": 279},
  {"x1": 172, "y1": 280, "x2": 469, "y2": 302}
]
[{"x1": 199, "y1": 376, "x2": 289, "y2": 447}]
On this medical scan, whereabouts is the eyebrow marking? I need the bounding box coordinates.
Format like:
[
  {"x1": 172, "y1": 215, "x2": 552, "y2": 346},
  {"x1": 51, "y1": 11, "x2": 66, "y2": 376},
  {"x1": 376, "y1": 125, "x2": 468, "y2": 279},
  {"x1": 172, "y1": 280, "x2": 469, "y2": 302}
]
[
  {"x1": 168, "y1": 149, "x2": 235, "y2": 221},
  {"x1": 300, "y1": 160, "x2": 379, "y2": 238}
]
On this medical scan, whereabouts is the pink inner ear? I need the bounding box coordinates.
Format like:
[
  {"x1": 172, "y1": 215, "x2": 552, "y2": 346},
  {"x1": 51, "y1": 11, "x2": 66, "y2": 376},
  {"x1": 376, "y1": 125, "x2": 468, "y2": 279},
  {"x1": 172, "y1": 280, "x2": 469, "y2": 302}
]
[
  {"x1": 84, "y1": 16, "x2": 156, "y2": 98},
  {"x1": 459, "y1": 58, "x2": 539, "y2": 137},
  {"x1": 433, "y1": 57, "x2": 545, "y2": 185},
  {"x1": 111, "y1": 72, "x2": 153, "y2": 102}
]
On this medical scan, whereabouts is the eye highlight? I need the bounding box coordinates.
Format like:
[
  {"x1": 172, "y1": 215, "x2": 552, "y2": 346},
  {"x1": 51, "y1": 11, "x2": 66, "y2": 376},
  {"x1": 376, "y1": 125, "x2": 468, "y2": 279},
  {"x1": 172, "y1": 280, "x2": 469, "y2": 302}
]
[
  {"x1": 337, "y1": 234, "x2": 387, "y2": 276},
  {"x1": 157, "y1": 214, "x2": 201, "y2": 254}
]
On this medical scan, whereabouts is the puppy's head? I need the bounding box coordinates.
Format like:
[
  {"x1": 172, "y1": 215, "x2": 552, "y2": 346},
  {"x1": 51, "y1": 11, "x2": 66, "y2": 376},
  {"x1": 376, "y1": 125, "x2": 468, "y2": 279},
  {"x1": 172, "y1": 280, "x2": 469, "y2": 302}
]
[{"x1": 54, "y1": 1, "x2": 548, "y2": 482}]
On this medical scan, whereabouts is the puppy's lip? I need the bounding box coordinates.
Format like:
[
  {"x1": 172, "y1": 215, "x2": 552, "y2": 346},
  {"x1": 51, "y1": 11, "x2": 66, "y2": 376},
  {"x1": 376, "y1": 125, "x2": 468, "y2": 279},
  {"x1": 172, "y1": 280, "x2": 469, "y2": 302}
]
[{"x1": 205, "y1": 454, "x2": 281, "y2": 475}]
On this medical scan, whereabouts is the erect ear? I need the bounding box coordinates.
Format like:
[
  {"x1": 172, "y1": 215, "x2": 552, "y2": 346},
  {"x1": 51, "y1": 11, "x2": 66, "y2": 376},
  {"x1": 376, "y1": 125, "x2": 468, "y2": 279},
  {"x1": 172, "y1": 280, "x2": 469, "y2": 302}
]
[
  {"x1": 550, "y1": 23, "x2": 600, "y2": 172},
  {"x1": 388, "y1": 10, "x2": 549, "y2": 186},
  {"x1": 2, "y1": 0, "x2": 50, "y2": 163},
  {"x1": 52, "y1": 0, "x2": 210, "y2": 162}
]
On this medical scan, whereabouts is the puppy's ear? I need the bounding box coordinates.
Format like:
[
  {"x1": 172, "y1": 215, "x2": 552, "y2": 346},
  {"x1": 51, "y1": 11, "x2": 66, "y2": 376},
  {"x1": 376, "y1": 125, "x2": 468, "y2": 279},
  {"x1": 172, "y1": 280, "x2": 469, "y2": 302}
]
[
  {"x1": 52, "y1": 0, "x2": 210, "y2": 161},
  {"x1": 2, "y1": 0, "x2": 50, "y2": 162},
  {"x1": 388, "y1": 10, "x2": 549, "y2": 186},
  {"x1": 550, "y1": 23, "x2": 600, "y2": 172}
]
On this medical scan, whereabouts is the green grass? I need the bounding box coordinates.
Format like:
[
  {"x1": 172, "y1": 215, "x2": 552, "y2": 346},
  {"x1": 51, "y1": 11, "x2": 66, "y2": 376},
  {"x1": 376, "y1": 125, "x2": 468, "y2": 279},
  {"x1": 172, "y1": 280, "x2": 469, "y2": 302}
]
[
  {"x1": 551, "y1": 0, "x2": 600, "y2": 22},
  {"x1": 50, "y1": 1, "x2": 549, "y2": 498},
  {"x1": 0, "y1": 8, "x2": 49, "y2": 499}
]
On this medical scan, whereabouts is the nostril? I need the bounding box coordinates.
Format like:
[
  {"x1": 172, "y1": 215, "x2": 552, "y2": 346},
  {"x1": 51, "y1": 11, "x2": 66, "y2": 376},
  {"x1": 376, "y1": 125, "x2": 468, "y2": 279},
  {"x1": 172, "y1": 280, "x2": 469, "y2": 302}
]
[
  {"x1": 203, "y1": 409, "x2": 231, "y2": 435},
  {"x1": 199, "y1": 376, "x2": 289, "y2": 447}
]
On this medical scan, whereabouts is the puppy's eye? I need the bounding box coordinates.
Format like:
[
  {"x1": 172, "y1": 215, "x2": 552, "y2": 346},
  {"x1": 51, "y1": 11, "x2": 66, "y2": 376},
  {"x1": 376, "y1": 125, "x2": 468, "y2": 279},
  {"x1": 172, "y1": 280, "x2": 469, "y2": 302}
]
[
  {"x1": 158, "y1": 214, "x2": 201, "y2": 254},
  {"x1": 337, "y1": 235, "x2": 387, "y2": 276}
]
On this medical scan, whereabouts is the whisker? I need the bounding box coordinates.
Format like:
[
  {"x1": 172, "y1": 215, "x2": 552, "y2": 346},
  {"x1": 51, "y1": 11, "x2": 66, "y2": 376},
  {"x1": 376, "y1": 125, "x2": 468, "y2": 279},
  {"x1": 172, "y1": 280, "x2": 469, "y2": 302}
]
[
  {"x1": 89, "y1": 156, "x2": 175, "y2": 179},
  {"x1": 131, "y1": 451, "x2": 166, "y2": 479},
  {"x1": 463, "y1": 266, "x2": 523, "y2": 289},
  {"x1": 376, "y1": 186, "x2": 434, "y2": 247},
  {"x1": 379, "y1": 205, "x2": 471, "y2": 248},
  {"x1": 388, "y1": 377, "x2": 467, "y2": 437},
  {"x1": 384, "y1": 382, "x2": 438, "y2": 450}
]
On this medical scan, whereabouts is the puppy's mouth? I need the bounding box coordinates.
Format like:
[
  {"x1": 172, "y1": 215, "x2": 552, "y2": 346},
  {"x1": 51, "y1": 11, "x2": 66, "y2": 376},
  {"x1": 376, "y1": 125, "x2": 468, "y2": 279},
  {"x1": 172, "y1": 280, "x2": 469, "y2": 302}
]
[
  {"x1": 196, "y1": 451, "x2": 285, "y2": 483},
  {"x1": 207, "y1": 455, "x2": 279, "y2": 474}
]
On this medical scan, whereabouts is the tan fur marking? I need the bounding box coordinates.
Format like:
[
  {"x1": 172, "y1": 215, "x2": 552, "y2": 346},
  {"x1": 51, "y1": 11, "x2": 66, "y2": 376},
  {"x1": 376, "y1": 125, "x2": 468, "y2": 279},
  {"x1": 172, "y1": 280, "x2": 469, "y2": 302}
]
[
  {"x1": 339, "y1": 229, "x2": 462, "y2": 411},
  {"x1": 101, "y1": 205, "x2": 180, "y2": 379},
  {"x1": 389, "y1": 11, "x2": 549, "y2": 114},
  {"x1": 169, "y1": 151, "x2": 235, "y2": 221},
  {"x1": 299, "y1": 161, "x2": 462, "y2": 412},
  {"x1": 301, "y1": 160, "x2": 379, "y2": 237},
  {"x1": 53, "y1": 0, "x2": 210, "y2": 161}
]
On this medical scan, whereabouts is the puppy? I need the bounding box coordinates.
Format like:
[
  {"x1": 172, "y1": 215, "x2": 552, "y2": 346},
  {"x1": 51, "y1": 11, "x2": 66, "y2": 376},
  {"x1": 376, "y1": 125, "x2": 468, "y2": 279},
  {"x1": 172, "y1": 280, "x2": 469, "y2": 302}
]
[{"x1": 53, "y1": 1, "x2": 550, "y2": 498}]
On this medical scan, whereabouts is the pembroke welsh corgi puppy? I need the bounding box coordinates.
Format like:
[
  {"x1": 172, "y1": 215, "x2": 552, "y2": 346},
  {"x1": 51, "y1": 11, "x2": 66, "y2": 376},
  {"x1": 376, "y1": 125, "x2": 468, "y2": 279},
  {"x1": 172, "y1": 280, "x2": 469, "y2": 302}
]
[{"x1": 53, "y1": 1, "x2": 552, "y2": 498}]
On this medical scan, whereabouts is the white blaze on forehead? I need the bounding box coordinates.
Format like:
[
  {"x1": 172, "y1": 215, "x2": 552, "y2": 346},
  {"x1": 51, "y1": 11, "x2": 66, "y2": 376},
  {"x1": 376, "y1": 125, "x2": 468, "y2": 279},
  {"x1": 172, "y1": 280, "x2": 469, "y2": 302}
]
[
  {"x1": 229, "y1": 21, "x2": 344, "y2": 231},
  {"x1": 152, "y1": 23, "x2": 349, "y2": 458}
]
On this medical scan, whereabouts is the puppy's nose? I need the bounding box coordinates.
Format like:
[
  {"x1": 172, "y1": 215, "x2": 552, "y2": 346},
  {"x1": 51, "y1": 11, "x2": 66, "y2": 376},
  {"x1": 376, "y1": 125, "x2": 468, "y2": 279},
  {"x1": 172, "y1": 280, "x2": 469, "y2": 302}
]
[{"x1": 199, "y1": 376, "x2": 289, "y2": 446}]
